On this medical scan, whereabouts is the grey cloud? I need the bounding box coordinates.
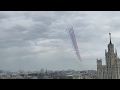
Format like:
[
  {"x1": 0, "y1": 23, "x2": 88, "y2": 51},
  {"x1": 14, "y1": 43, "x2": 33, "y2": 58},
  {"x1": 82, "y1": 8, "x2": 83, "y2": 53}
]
[
  {"x1": 0, "y1": 12, "x2": 10, "y2": 19},
  {"x1": 0, "y1": 11, "x2": 22, "y2": 20},
  {"x1": 108, "y1": 18, "x2": 120, "y2": 30},
  {"x1": 23, "y1": 24, "x2": 50, "y2": 40},
  {"x1": 0, "y1": 11, "x2": 120, "y2": 71}
]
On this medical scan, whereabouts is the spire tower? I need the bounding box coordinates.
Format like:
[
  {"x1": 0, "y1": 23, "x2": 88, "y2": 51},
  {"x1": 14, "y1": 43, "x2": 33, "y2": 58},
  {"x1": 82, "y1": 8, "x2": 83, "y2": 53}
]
[{"x1": 109, "y1": 33, "x2": 112, "y2": 44}]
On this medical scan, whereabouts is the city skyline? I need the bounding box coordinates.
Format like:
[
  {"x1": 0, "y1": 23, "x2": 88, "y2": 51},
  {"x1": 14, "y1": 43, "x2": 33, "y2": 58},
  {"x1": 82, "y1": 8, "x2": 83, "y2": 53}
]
[{"x1": 0, "y1": 11, "x2": 120, "y2": 71}]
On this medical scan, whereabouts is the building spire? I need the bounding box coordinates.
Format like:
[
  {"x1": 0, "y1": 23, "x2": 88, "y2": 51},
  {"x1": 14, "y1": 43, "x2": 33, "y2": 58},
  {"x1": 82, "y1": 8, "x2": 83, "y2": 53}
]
[
  {"x1": 115, "y1": 48, "x2": 117, "y2": 55},
  {"x1": 109, "y1": 33, "x2": 112, "y2": 44}
]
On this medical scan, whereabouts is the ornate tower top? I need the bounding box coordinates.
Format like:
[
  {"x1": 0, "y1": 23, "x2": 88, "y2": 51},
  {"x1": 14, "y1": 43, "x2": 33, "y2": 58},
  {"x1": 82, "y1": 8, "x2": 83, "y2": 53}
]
[
  {"x1": 109, "y1": 33, "x2": 112, "y2": 44},
  {"x1": 108, "y1": 33, "x2": 114, "y2": 53}
]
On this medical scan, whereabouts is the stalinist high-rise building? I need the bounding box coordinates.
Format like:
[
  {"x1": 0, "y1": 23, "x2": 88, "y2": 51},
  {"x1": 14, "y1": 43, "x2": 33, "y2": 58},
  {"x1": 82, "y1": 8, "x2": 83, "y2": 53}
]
[{"x1": 97, "y1": 33, "x2": 120, "y2": 79}]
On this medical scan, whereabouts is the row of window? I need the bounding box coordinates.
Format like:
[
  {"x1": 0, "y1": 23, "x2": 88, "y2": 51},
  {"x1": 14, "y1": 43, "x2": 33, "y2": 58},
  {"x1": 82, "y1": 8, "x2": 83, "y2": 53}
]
[
  {"x1": 98, "y1": 69, "x2": 120, "y2": 72},
  {"x1": 107, "y1": 56, "x2": 116, "y2": 58}
]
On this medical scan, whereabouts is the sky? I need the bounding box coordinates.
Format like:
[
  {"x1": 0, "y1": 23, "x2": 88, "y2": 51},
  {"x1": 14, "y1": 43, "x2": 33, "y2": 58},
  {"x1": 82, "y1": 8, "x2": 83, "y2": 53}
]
[{"x1": 0, "y1": 11, "x2": 120, "y2": 71}]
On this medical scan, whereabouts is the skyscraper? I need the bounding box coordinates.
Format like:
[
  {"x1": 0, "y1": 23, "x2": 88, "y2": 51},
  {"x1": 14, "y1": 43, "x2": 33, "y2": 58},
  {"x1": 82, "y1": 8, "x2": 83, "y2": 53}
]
[{"x1": 97, "y1": 33, "x2": 120, "y2": 79}]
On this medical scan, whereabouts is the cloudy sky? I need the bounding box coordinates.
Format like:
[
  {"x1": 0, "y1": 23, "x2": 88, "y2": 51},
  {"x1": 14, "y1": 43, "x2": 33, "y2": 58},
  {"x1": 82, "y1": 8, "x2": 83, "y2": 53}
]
[{"x1": 0, "y1": 11, "x2": 120, "y2": 71}]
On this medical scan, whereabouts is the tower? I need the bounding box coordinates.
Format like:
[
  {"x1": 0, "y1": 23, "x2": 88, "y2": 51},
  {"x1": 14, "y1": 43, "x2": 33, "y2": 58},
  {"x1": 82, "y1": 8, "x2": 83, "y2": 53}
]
[
  {"x1": 105, "y1": 33, "x2": 117, "y2": 66},
  {"x1": 97, "y1": 33, "x2": 120, "y2": 79}
]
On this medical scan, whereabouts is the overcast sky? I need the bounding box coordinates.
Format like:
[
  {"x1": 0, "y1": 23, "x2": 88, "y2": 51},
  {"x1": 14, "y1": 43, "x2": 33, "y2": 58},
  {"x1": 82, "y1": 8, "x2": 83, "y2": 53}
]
[{"x1": 0, "y1": 11, "x2": 120, "y2": 71}]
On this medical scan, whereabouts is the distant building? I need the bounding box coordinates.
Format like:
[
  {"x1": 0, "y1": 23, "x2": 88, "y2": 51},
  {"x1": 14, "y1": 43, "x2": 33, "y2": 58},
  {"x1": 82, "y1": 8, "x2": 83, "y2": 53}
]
[
  {"x1": 73, "y1": 70, "x2": 97, "y2": 79},
  {"x1": 73, "y1": 73, "x2": 93, "y2": 79},
  {"x1": 0, "y1": 70, "x2": 4, "y2": 73},
  {"x1": 73, "y1": 74, "x2": 83, "y2": 79},
  {"x1": 97, "y1": 33, "x2": 120, "y2": 79}
]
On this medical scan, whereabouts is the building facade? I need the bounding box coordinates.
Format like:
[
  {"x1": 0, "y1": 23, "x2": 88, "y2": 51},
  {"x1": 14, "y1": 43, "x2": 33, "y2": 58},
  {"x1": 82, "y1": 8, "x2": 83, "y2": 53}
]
[{"x1": 97, "y1": 33, "x2": 120, "y2": 79}]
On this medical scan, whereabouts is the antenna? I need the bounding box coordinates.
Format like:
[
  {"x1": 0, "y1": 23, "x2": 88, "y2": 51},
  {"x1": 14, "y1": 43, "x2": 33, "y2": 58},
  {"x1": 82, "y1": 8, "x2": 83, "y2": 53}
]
[{"x1": 109, "y1": 33, "x2": 112, "y2": 44}]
